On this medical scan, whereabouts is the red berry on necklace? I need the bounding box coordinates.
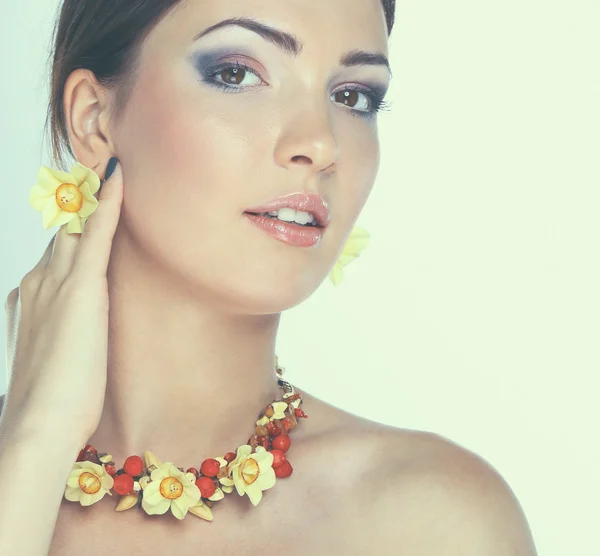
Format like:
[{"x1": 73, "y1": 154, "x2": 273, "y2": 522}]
[
  {"x1": 105, "y1": 463, "x2": 117, "y2": 476},
  {"x1": 82, "y1": 451, "x2": 99, "y2": 463},
  {"x1": 281, "y1": 417, "x2": 295, "y2": 432},
  {"x1": 200, "y1": 458, "x2": 220, "y2": 478},
  {"x1": 268, "y1": 449, "x2": 287, "y2": 468},
  {"x1": 114, "y1": 473, "x2": 135, "y2": 495},
  {"x1": 272, "y1": 435, "x2": 291, "y2": 452},
  {"x1": 271, "y1": 421, "x2": 285, "y2": 436},
  {"x1": 186, "y1": 467, "x2": 199, "y2": 477},
  {"x1": 224, "y1": 452, "x2": 236, "y2": 463},
  {"x1": 274, "y1": 460, "x2": 293, "y2": 478},
  {"x1": 195, "y1": 477, "x2": 216, "y2": 498},
  {"x1": 123, "y1": 455, "x2": 144, "y2": 476}
]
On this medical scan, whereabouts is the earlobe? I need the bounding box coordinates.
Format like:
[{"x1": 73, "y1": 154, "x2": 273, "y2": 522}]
[{"x1": 63, "y1": 68, "x2": 113, "y2": 166}]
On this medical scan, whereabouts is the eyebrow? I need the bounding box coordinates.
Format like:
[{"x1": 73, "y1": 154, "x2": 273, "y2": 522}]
[{"x1": 193, "y1": 17, "x2": 392, "y2": 78}]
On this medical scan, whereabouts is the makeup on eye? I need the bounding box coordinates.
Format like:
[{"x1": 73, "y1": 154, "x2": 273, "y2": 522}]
[{"x1": 192, "y1": 51, "x2": 392, "y2": 119}]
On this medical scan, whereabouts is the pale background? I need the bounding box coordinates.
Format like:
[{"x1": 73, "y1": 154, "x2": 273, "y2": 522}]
[{"x1": 1, "y1": 1, "x2": 598, "y2": 554}]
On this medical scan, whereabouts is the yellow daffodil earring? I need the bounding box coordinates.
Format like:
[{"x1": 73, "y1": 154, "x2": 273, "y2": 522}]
[
  {"x1": 328, "y1": 226, "x2": 371, "y2": 286},
  {"x1": 29, "y1": 161, "x2": 102, "y2": 234}
]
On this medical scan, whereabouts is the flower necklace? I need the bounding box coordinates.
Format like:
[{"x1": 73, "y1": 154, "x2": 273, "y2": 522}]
[{"x1": 65, "y1": 358, "x2": 307, "y2": 521}]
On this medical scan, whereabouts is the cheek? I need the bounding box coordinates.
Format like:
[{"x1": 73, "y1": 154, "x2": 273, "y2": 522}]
[
  {"x1": 133, "y1": 82, "x2": 214, "y2": 189},
  {"x1": 338, "y1": 123, "x2": 380, "y2": 214},
  {"x1": 121, "y1": 69, "x2": 260, "y2": 216},
  {"x1": 114, "y1": 70, "x2": 283, "y2": 284}
]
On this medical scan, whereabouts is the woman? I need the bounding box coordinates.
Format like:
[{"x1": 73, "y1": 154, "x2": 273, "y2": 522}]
[{"x1": 0, "y1": 0, "x2": 538, "y2": 553}]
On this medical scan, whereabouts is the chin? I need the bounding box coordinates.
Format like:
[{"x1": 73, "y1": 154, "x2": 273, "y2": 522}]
[{"x1": 195, "y1": 269, "x2": 324, "y2": 315}]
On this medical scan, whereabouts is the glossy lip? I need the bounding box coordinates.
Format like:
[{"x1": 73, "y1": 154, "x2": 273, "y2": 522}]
[
  {"x1": 244, "y1": 193, "x2": 331, "y2": 228},
  {"x1": 244, "y1": 213, "x2": 323, "y2": 247}
]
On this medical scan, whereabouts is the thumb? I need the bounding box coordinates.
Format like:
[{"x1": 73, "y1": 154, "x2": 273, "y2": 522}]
[{"x1": 73, "y1": 157, "x2": 124, "y2": 275}]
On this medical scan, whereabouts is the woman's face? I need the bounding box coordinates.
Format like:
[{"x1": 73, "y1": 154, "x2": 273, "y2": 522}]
[{"x1": 110, "y1": 0, "x2": 391, "y2": 313}]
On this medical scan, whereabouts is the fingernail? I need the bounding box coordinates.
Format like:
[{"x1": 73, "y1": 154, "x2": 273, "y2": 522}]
[{"x1": 103, "y1": 157, "x2": 119, "y2": 184}]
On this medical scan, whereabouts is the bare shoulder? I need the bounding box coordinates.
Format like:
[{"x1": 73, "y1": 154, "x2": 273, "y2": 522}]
[
  {"x1": 367, "y1": 423, "x2": 538, "y2": 555},
  {"x1": 274, "y1": 390, "x2": 537, "y2": 554}
]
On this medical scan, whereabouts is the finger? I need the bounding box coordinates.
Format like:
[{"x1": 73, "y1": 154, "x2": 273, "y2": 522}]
[
  {"x1": 46, "y1": 160, "x2": 111, "y2": 278},
  {"x1": 5, "y1": 287, "x2": 20, "y2": 371},
  {"x1": 45, "y1": 223, "x2": 81, "y2": 278},
  {"x1": 72, "y1": 157, "x2": 124, "y2": 276},
  {"x1": 30, "y1": 231, "x2": 59, "y2": 272},
  {"x1": 4, "y1": 287, "x2": 19, "y2": 314}
]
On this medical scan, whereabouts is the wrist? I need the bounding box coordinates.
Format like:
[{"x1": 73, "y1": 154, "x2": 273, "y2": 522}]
[{"x1": 1, "y1": 405, "x2": 87, "y2": 457}]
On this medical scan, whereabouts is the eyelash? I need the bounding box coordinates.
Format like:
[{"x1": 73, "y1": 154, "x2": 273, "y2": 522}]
[{"x1": 202, "y1": 60, "x2": 392, "y2": 119}]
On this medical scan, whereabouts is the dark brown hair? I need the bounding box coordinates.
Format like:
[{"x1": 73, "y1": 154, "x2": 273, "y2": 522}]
[{"x1": 45, "y1": 0, "x2": 396, "y2": 168}]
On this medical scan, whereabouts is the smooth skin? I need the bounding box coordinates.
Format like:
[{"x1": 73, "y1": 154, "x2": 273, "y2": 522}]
[{"x1": 0, "y1": 0, "x2": 538, "y2": 552}]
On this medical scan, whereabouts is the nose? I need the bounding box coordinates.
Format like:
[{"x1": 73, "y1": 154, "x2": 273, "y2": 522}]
[{"x1": 274, "y1": 104, "x2": 339, "y2": 176}]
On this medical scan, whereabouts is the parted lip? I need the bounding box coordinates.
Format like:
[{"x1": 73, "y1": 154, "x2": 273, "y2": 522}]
[{"x1": 244, "y1": 193, "x2": 331, "y2": 228}]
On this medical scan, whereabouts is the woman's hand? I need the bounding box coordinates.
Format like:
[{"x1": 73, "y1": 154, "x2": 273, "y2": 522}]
[{"x1": 3, "y1": 158, "x2": 124, "y2": 445}]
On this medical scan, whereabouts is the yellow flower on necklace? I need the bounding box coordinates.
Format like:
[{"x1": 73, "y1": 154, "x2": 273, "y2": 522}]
[
  {"x1": 269, "y1": 401, "x2": 288, "y2": 421},
  {"x1": 29, "y1": 162, "x2": 100, "y2": 234},
  {"x1": 227, "y1": 445, "x2": 276, "y2": 506},
  {"x1": 141, "y1": 462, "x2": 201, "y2": 520},
  {"x1": 328, "y1": 226, "x2": 371, "y2": 286},
  {"x1": 65, "y1": 461, "x2": 114, "y2": 506}
]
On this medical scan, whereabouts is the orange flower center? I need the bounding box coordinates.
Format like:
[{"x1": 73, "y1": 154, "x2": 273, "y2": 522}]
[
  {"x1": 79, "y1": 471, "x2": 102, "y2": 494},
  {"x1": 159, "y1": 476, "x2": 184, "y2": 500},
  {"x1": 241, "y1": 457, "x2": 260, "y2": 485},
  {"x1": 55, "y1": 183, "x2": 83, "y2": 212}
]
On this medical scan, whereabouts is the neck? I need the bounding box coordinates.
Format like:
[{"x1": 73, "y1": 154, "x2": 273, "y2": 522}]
[{"x1": 87, "y1": 230, "x2": 283, "y2": 469}]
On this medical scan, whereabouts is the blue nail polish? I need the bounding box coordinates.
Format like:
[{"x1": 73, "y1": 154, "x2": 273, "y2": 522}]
[{"x1": 103, "y1": 157, "x2": 118, "y2": 183}]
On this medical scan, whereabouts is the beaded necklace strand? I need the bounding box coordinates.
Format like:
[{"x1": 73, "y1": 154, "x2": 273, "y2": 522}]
[{"x1": 64, "y1": 360, "x2": 307, "y2": 521}]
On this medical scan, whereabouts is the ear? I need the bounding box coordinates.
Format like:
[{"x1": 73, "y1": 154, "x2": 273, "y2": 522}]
[{"x1": 62, "y1": 68, "x2": 116, "y2": 173}]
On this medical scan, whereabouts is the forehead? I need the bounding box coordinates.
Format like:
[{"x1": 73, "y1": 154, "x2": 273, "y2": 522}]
[{"x1": 146, "y1": 0, "x2": 389, "y2": 59}]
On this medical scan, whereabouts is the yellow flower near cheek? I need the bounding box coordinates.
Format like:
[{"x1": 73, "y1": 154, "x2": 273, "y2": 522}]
[
  {"x1": 328, "y1": 226, "x2": 371, "y2": 286},
  {"x1": 29, "y1": 163, "x2": 100, "y2": 234}
]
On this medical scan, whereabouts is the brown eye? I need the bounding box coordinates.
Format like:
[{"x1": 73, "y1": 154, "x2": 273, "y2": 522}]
[
  {"x1": 335, "y1": 90, "x2": 359, "y2": 107},
  {"x1": 333, "y1": 89, "x2": 371, "y2": 112},
  {"x1": 219, "y1": 66, "x2": 246, "y2": 85},
  {"x1": 205, "y1": 61, "x2": 263, "y2": 89}
]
